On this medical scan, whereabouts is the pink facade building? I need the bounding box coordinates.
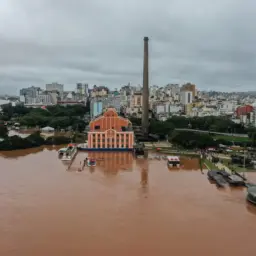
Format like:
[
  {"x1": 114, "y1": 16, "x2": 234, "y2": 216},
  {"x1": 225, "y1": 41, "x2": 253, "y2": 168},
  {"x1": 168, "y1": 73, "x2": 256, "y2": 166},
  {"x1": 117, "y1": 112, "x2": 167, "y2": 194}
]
[{"x1": 88, "y1": 108, "x2": 134, "y2": 150}]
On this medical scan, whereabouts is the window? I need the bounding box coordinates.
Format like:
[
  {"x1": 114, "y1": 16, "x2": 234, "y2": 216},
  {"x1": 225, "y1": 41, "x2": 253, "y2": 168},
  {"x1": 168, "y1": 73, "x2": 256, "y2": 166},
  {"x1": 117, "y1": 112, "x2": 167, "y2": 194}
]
[
  {"x1": 95, "y1": 125, "x2": 100, "y2": 130},
  {"x1": 188, "y1": 93, "x2": 191, "y2": 104}
]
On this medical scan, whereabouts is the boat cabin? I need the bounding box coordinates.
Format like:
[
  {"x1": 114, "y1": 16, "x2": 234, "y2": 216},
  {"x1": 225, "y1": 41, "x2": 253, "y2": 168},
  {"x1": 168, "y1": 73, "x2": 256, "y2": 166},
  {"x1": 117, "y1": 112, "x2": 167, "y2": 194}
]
[
  {"x1": 58, "y1": 148, "x2": 68, "y2": 157},
  {"x1": 167, "y1": 156, "x2": 180, "y2": 167},
  {"x1": 86, "y1": 158, "x2": 96, "y2": 166}
]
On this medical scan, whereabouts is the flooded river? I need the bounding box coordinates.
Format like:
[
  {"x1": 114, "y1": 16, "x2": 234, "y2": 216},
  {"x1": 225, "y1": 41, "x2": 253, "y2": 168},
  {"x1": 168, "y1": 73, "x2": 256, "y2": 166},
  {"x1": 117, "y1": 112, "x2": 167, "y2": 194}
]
[{"x1": 1, "y1": 147, "x2": 256, "y2": 256}]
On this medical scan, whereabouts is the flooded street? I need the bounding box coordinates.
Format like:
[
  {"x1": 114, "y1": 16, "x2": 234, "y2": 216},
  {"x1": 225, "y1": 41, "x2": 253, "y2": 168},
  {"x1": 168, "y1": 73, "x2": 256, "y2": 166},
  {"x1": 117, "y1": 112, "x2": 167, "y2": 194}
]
[{"x1": 1, "y1": 148, "x2": 256, "y2": 256}]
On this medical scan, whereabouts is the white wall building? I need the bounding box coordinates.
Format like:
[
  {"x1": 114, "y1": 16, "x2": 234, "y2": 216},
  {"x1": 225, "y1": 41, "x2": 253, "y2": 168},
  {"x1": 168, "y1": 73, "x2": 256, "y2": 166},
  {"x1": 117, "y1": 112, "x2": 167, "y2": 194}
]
[
  {"x1": 169, "y1": 105, "x2": 182, "y2": 114},
  {"x1": 218, "y1": 100, "x2": 237, "y2": 114},
  {"x1": 76, "y1": 83, "x2": 89, "y2": 96},
  {"x1": 180, "y1": 91, "x2": 193, "y2": 105},
  {"x1": 46, "y1": 82, "x2": 64, "y2": 93}
]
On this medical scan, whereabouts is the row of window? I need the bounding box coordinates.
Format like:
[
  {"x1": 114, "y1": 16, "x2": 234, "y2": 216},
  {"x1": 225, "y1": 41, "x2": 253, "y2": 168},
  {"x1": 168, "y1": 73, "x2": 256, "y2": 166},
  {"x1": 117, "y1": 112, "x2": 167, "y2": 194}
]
[
  {"x1": 91, "y1": 133, "x2": 130, "y2": 137},
  {"x1": 92, "y1": 138, "x2": 129, "y2": 142},
  {"x1": 91, "y1": 144, "x2": 130, "y2": 148}
]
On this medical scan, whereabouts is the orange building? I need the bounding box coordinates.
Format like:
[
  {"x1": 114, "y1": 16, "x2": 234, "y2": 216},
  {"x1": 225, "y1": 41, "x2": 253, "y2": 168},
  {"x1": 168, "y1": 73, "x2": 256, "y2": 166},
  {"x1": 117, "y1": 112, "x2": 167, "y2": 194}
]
[
  {"x1": 181, "y1": 83, "x2": 196, "y2": 98},
  {"x1": 88, "y1": 108, "x2": 134, "y2": 151}
]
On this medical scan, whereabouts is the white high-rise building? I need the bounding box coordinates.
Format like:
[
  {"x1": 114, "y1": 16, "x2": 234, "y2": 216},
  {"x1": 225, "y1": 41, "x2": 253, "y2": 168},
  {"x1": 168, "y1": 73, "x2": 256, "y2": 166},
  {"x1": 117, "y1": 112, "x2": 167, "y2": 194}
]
[
  {"x1": 76, "y1": 83, "x2": 89, "y2": 96},
  {"x1": 180, "y1": 91, "x2": 193, "y2": 105},
  {"x1": 46, "y1": 82, "x2": 64, "y2": 93}
]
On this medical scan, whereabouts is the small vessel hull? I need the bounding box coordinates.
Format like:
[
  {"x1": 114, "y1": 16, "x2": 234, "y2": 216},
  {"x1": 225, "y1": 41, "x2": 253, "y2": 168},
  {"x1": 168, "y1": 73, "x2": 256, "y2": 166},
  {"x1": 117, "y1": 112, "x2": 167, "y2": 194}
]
[
  {"x1": 247, "y1": 194, "x2": 256, "y2": 205},
  {"x1": 87, "y1": 163, "x2": 96, "y2": 167},
  {"x1": 168, "y1": 163, "x2": 180, "y2": 167},
  {"x1": 86, "y1": 158, "x2": 96, "y2": 167},
  {"x1": 61, "y1": 147, "x2": 77, "y2": 161}
]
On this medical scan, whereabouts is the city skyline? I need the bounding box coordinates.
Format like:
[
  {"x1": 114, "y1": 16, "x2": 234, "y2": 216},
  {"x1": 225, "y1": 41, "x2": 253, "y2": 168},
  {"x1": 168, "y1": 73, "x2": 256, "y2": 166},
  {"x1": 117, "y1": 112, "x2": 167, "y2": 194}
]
[{"x1": 1, "y1": 0, "x2": 256, "y2": 94}]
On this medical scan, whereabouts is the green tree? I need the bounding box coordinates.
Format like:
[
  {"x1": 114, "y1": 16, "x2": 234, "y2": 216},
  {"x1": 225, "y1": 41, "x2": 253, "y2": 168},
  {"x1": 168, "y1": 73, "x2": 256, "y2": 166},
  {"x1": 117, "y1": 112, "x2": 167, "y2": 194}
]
[
  {"x1": 48, "y1": 117, "x2": 72, "y2": 129},
  {"x1": 149, "y1": 120, "x2": 174, "y2": 139},
  {"x1": 171, "y1": 131, "x2": 217, "y2": 149},
  {"x1": 247, "y1": 127, "x2": 256, "y2": 147},
  {"x1": 0, "y1": 125, "x2": 8, "y2": 138}
]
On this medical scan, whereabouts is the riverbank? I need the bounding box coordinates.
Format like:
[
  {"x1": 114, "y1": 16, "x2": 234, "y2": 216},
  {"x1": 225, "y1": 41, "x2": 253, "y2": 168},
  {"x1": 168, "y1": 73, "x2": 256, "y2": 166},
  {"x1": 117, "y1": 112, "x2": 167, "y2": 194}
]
[{"x1": 0, "y1": 132, "x2": 71, "y2": 151}]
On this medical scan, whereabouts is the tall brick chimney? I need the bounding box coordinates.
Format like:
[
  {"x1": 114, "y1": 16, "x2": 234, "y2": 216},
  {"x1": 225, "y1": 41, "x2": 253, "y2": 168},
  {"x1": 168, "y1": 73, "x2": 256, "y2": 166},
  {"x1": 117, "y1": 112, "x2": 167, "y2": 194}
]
[{"x1": 142, "y1": 37, "x2": 149, "y2": 136}]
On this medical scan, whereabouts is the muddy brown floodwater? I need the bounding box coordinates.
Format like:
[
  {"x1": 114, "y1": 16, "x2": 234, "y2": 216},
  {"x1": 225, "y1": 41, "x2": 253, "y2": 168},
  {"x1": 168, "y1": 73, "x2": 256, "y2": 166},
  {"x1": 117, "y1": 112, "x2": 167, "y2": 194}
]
[{"x1": 1, "y1": 147, "x2": 256, "y2": 256}]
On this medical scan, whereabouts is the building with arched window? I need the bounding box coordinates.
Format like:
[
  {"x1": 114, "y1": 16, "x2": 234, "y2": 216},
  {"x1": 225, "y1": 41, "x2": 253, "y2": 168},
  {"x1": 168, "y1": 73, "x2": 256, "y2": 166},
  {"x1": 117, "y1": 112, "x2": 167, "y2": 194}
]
[{"x1": 88, "y1": 108, "x2": 134, "y2": 151}]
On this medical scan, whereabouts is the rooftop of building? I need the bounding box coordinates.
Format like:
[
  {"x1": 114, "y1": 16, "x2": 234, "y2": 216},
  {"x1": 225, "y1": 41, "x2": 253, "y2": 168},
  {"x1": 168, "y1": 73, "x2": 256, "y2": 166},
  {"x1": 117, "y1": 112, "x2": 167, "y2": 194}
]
[{"x1": 89, "y1": 108, "x2": 133, "y2": 132}]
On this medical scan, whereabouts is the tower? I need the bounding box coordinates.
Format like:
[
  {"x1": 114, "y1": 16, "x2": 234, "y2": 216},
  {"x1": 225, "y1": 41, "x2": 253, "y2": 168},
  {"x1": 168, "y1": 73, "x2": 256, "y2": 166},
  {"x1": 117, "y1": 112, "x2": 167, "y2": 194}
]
[{"x1": 142, "y1": 37, "x2": 149, "y2": 136}]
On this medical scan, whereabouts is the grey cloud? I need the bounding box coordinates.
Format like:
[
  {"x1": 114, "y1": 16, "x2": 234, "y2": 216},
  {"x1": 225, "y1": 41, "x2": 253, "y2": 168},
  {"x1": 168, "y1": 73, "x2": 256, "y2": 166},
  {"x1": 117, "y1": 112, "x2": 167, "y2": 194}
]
[{"x1": 0, "y1": 0, "x2": 256, "y2": 94}]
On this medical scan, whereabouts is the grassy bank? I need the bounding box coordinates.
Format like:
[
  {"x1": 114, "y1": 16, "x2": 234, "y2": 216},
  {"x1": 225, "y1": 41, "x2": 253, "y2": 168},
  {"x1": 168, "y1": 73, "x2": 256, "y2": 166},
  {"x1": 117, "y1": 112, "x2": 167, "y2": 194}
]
[
  {"x1": 203, "y1": 159, "x2": 219, "y2": 170},
  {"x1": 213, "y1": 135, "x2": 251, "y2": 143},
  {"x1": 153, "y1": 149, "x2": 200, "y2": 157}
]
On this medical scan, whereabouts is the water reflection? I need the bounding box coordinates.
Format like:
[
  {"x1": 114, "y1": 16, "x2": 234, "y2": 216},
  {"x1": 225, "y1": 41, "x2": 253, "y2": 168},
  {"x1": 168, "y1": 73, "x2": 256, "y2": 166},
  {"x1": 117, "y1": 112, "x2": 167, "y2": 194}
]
[
  {"x1": 87, "y1": 152, "x2": 134, "y2": 175},
  {"x1": 141, "y1": 168, "x2": 148, "y2": 188},
  {"x1": 166, "y1": 156, "x2": 202, "y2": 171},
  {"x1": 0, "y1": 146, "x2": 60, "y2": 159}
]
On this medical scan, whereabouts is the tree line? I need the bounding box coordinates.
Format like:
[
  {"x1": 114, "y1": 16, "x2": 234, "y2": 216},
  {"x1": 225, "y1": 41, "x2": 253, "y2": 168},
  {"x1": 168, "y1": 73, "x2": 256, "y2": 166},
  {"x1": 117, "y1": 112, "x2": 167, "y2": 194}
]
[
  {"x1": 0, "y1": 131, "x2": 71, "y2": 151},
  {"x1": 130, "y1": 116, "x2": 256, "y2": 148},
  {"x1": 0, "y1": 103, "x2": 90, "y2": 132},
  {"x1": 131, "y1": 116, "x2": 249, "y2": 137}
]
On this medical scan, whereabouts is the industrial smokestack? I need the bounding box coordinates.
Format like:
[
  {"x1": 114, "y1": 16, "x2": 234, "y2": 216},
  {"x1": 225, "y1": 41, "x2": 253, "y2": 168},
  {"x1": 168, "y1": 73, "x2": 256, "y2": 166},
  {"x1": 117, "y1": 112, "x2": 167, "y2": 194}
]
[{"x1": 142, "y1": 37, "x2": 149, "y2": 136}]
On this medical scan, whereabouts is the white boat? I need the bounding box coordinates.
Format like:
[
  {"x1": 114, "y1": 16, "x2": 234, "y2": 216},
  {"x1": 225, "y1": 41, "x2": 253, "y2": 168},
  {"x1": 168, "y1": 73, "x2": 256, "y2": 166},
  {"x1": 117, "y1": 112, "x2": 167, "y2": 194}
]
[
  {"x1": 77, "y1": 142, "x2": 88, "y2": 150},
  {"x1": 85, "y1": 158, "x2": 96, "y2": 167},
  {"x1": 60, "y1": 144, "x2": 77, "y2": 161},
  {"x1": 58, "y1": 147, "x2": 68, "y2": 157},
  {"x1": 167, "y1": 156, "x2": 180, "y2": 167}
]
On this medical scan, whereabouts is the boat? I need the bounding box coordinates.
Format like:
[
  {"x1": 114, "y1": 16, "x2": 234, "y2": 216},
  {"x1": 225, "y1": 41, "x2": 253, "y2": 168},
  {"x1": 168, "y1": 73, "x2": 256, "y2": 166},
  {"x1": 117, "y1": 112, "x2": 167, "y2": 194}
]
[
  {"x1": 167, "y1": 156, "x2": 180, "y2": 167},
  {"x1": 77, "y1": 143, "x2": 88, "y2": 150},
  {"x1": 60, "y1": 144, "x2": 77, "y2": 161},
  {"x1": 207, "y1": 170, "x2": 219, "y2": 180},
  {"x1": 217, "y1": 170, "x2": 230, "y2": 179},
  {"x1": 86, "y1": 158, "x2": 96, "y2": 167},
  {"x1": 207, "y1": 170, "x2": 245, "y2": 186},
  {"x1": 212, "y1": 174, "x2": 227, "y2": 187},
  {"x1": 226, "y1": 174, "x2": 245, "y2": 186},
  {"x1": 134, "y1": 147, "x2": 145, "y2": 156},
  {"x1": 247, "y1": 186, "x2": 256, "y2": 205},
  {"x1": 58, "y1": 147, "x2": 68, "y2": 158}
]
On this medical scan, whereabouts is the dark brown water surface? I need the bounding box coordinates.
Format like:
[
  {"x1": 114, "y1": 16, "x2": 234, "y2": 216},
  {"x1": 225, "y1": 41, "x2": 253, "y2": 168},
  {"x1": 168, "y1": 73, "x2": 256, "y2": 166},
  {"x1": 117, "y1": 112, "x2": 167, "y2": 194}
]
[{"x1": 1, "y1": 148, "x2": 256, "y2": 256}]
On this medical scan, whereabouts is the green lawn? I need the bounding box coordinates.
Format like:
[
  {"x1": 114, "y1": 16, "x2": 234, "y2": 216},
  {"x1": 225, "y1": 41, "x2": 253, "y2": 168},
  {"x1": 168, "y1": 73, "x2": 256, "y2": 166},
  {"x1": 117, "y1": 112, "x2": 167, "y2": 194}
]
[
  {"x1": 203, "y1": 159, "x2": 219, "y2": 170},
  {"x1": 213, "y1": 135, "x2": 251, "y2": 142}
]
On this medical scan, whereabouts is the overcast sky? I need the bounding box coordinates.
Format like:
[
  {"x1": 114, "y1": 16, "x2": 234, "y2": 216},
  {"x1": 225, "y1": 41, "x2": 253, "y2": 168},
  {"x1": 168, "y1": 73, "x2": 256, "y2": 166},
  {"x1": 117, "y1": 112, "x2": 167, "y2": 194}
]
[{"x1": 0, "y1": 0, "x2": 256, "y2": 94}]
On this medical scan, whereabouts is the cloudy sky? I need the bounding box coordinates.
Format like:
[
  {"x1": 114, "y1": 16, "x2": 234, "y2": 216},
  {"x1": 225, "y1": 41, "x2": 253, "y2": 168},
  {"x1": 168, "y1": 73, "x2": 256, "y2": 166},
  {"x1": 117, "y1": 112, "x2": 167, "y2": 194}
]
[{"x1": 0, "y1": 0, "x2": 256, "y2": 94}]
